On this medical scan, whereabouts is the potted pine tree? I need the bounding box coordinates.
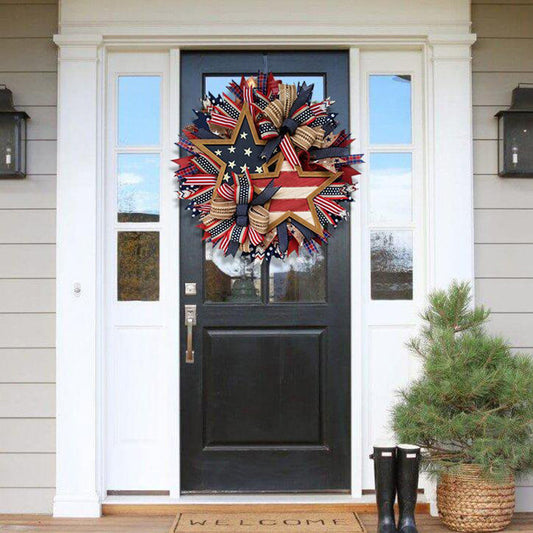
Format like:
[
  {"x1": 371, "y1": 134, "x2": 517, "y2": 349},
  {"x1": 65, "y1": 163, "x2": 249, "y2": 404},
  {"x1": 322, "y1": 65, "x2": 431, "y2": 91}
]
[{"x1": 392, "y1": 281, "x2": 533, "y2": 532}]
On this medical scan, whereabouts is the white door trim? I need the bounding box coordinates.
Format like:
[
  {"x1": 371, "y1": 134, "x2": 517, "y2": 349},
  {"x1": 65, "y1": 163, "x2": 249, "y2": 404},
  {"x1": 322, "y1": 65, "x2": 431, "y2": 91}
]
[{"x1": 53, "y1": 33, "x2": 476, "y2": 517}]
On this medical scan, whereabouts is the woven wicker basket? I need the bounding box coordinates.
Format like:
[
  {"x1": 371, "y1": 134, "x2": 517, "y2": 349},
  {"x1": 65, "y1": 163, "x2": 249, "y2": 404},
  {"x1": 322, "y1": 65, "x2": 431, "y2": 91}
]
[{"x1": 437, "y1": 465, "x2": 515, "y2": 532}]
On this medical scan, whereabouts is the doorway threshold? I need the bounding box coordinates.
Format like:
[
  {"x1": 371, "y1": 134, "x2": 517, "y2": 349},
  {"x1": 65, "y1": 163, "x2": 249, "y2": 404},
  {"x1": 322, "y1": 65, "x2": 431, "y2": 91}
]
[{"x1": 102, "y1": 494, "x2": 430, "y2": 515}]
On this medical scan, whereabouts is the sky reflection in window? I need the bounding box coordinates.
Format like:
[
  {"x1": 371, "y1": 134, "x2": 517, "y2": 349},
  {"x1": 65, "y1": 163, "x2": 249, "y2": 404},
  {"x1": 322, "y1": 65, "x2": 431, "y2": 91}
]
[
  {"x1": 369, "y1": 153, "x2": 412, "y2": 224},
  {"x1": 117, "y1": 153, "x2": 160, "y2": 222},
  {"x1": 118, "y1": 76, "x2": 161, "y2": 146},
  {"x1": 370, "y1": 75, "x2": 412, "y2": 145}
]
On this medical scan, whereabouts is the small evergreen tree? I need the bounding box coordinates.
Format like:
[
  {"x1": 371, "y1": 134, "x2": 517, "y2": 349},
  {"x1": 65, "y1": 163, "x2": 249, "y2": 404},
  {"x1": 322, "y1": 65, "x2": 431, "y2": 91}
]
[{"x1": 392, "y1": 281, "x2": 533, "y2": 480}]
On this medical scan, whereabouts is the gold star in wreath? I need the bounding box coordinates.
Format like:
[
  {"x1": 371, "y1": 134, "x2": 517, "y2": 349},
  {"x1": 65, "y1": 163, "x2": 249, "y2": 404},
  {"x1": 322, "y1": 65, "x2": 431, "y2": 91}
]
[
  {"x1": 191, "y1": 103, "x2": 283, "y2": 191},
  {"x1": 255, "y1": 162, "x2": 342, "y2": 236}
]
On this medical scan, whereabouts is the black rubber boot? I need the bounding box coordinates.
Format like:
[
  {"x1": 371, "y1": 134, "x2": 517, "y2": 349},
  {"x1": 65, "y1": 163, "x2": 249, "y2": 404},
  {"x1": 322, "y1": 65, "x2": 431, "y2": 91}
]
[
  {"x1": 396, "y1": 446, "x2": 421, "y2": 533},
  {"x1": 370, "y1": 446, "x2": 398, "y2": 533}
]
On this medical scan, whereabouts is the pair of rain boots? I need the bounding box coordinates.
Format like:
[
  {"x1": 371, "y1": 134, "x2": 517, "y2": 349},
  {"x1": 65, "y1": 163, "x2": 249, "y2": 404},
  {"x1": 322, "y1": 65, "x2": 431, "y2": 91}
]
[{"x1": 370, "y1": 445, "x2": 421, "y2": 533}]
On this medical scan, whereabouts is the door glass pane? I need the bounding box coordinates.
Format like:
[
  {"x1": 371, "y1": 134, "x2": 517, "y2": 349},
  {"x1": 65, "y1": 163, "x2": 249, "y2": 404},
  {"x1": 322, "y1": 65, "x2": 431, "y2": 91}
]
[
  {"x1": 370, "y1": 75, "x2": 412, "y2": 145},
  {"x1": 204, "y1": 243, "x2": 261, "y2": 303},
  {"x1": 117, "y1": 153, "x2": 160, "y2": 222},
  {"x1": 274, "y1": 75, "x2": 325, "y2": 101},
  {"x1": 118, "y1": 76, "x2": 161, "y2": 146},
  {"x1": 369, "y1": 153, "x2": 412, "y2": 224},
  {"x1": 269, "y1": 248, "x2": 326, "y2": 303},
  {"x1": 117, "y1": 231, "x2": 159, "y2": 301},
  {"x1": 205, "y1": 75, "x2": 325, "y2": 102},
  {"x1": 371, "y1": 230, "x2": 413, "y2": 300}
]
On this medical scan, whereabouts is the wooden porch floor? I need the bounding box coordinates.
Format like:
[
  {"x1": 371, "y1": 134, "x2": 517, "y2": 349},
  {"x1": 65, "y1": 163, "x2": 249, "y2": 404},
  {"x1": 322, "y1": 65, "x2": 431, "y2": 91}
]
[{"x1": 0, "y1": 514, "x2": 532, "y2": 532}]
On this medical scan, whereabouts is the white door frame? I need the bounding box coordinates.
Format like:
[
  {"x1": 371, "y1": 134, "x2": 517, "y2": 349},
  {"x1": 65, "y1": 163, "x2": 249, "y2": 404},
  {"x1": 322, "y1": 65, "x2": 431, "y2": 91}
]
[{"x1": 53, "y1": 33, "x2": 476, "y2": 517}]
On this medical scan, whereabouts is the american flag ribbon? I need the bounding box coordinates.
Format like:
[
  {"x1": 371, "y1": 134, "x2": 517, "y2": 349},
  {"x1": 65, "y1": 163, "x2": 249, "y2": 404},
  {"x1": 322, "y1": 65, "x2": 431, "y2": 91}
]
[
  {"x1": 279, "y1": 135, "x2": 300, "y2": 169},
  {"x1": 184, "y1": 185, "x2": 214, "y2": 202},
  {"x1": 242, "y1": 83, "x2": 254, "y2": 105},
  {"x1": 257, "y1": 118, "x2": 278, "y2": 140},
  {"x1": 248, "y1": 226, "x2": 263, "y2": 246},
  {"x1": 321, "y1": 184, "x2": 349, "y2": 200},
  {"x1": 314, "y1": 195, "x2": 346, "y2": 217},
  {"x1": 192, "y1": 153, "x2": 220, "y2": 175},
  {"x1": 220, "y1": 93, "x2": 242, "y2": 119},
  {"x1": 182, "y1": 175, "x2": 217, "y2": 187},
  {"x1": 216, "y1": 182, "x2": 235, "y2": 201},
  {"x1": 254, "y1": 92, "x2": 270, "y2": 110},
  {"x1": 208, "y1": 111, "x2": 237, "y2": 129}
]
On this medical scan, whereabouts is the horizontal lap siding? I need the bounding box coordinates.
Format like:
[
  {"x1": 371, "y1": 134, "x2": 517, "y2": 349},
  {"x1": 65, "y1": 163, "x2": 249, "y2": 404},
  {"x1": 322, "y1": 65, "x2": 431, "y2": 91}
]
[
  {"x1": 0, "y1": 0, "x2": 58, "y2": 514},
  {"x1": 472, "y1": 2, "x2": 533, "y2": 504}
]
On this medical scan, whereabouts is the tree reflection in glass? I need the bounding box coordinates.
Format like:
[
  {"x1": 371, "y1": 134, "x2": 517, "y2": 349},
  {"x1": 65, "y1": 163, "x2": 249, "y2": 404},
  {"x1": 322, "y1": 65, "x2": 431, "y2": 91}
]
[
  {"x1": 269, "y1": 248, "x2": 326, "y2": 303},
  {"x1": 371, "y1": 230, "x2": 413, "y2": 300},
  {"x1": 204, "y1": 242, "x2": 261, "y2": 303}
]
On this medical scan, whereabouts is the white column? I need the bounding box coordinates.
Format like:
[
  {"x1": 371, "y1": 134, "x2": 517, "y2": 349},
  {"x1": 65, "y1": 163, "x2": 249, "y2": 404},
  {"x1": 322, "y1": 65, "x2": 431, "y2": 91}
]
[
  {"x1": 53, "y1": 34, "x2": 103, "y2": 518},
  {"x1": 425, "y1": 34, "x2": 476, "y2": 516},
  {"x1": 427, "y1": 35, "x2": 477, "y2": 291}
]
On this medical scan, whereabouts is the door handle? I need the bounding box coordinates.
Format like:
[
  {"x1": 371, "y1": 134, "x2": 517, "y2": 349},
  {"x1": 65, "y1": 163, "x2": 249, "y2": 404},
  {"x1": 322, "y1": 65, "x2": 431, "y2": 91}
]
[{"x1": 184, "y1": 305, "x2": 197, "y2": 364}]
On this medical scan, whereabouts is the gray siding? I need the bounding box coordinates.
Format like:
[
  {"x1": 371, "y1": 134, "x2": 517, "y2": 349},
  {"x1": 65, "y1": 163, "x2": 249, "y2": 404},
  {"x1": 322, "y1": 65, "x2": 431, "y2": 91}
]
[
  {"x1": 472, "y1": 0, "x2": 533, "y2": 497},
  {"x1": 472, "y1": 1, "x2": 533, "y2": 347},
  {"x1": 0, "y1": 0, "x2": 57, "y2": 514}
]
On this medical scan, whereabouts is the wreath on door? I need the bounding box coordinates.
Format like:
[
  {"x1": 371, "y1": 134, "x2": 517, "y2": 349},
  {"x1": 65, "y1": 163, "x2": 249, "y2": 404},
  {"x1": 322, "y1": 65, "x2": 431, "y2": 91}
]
[{"x1": 174, "y1": 72, "x2": 363, "y2": 262}]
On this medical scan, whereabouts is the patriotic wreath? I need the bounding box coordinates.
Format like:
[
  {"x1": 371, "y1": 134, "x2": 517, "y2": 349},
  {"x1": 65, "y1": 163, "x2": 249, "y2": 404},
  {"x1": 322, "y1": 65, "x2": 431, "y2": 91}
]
[{"x1": 174, "y1": 73, "x2": 363, "y2": 262}]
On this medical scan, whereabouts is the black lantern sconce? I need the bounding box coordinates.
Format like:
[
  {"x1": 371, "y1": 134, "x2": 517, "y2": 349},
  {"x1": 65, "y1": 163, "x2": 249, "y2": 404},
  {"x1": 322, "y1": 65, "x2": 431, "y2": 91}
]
[
  {"x1": 496, "y1": 84, "x2": 533, "y2": 178},
  {"x1": 0, "y1": 85, "x2": 30, "y2": 179}
]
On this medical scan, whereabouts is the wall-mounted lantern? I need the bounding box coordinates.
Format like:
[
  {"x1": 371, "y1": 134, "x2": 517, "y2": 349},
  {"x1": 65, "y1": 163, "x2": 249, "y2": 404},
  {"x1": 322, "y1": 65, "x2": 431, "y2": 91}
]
[
  {"x1": 0, "y1": 85, "x2": 29, "y2": 179},
  {"x1": 496, "y1": 84, "x2": 533, "y2": 178}
]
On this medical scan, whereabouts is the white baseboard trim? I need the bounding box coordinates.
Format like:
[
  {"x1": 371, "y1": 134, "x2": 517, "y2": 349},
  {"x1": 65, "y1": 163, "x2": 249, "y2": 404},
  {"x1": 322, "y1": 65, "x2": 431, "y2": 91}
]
[{"x1": 53, "y1": 494, "x2": 102, "y2": 517}]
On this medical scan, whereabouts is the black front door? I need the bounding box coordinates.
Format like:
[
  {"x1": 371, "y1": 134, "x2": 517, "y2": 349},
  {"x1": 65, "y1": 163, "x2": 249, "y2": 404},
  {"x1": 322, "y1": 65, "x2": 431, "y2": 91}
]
[{"x1": 180, "y1": 51, "x2": 351, "y2": 493}]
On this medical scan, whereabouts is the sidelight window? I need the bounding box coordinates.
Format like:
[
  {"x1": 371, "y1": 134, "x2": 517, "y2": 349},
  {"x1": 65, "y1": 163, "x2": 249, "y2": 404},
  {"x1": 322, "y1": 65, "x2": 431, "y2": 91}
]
[
  {"x1": 367, "y1": 74, "x2": 415, "y2": 301},
  {"x1": 115, "y1": 75, "x2": 162, "y2": 301}
]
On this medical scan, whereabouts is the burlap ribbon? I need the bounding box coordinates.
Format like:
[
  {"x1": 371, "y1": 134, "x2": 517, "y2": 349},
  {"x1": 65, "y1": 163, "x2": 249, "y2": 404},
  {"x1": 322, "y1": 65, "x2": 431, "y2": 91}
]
[
  {"x1": 261, "y1": 83, "x2": 326, "y2": 157},
  {"x1": 209, "y1": 198, "x2": 269, "y2": 235}
]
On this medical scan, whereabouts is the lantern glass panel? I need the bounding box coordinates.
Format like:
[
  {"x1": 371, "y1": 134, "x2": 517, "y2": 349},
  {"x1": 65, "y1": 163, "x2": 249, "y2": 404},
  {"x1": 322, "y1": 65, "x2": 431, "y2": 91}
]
[
  {"x1": 0, "y1": 114, "x2": 26, "y2": 178},
  {"x1": 499, "y1": 112, "x2": 533, "y2": 177}
]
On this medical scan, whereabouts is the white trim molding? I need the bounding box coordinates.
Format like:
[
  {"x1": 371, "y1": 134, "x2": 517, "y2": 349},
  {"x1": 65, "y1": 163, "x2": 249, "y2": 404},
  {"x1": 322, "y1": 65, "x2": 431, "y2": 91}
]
[
  {"x1": 53, "y1": 27, "x2": 476, "y2": 517},
  {"x1": 54, "y1": 33, "x2": 104, "y2": 518},
  {"x1": 426, "y1": 34, "x2": 476, "y2": 291}
]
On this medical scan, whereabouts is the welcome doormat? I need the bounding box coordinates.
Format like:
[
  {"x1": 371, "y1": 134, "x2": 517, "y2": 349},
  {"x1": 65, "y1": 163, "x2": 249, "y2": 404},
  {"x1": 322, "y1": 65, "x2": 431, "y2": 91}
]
[{"x1": 170, "y1": 511, "x2": 366, "y2": 533}]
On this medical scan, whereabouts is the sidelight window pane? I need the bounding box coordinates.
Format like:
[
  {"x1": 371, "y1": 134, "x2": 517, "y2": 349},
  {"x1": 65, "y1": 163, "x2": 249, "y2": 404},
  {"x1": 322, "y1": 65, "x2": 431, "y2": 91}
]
[
  {"x1": 204, "y1": 243, "x2": 261, "y2": 303},
  {"x1": 118, "y1": 76, "x2": 161, "y2": 146},
  {"x1": 269, "y1": 248, "x2": 326, "y2": 302},
  {"x1": 117, "y1": 232, "x2": 159, "y2": 301},
  {"x1": 369, "y1": 153, "x2": 412, "y2": 224},
  {"x1": 371, "y1": 230, "x2": 413, "y2": 300},
  {"x1": 370, "y1": 75, "x2": 412, "y2": 145},
  {"x1": 117, "y1": 153, "x2": 160, "y2": 222}
]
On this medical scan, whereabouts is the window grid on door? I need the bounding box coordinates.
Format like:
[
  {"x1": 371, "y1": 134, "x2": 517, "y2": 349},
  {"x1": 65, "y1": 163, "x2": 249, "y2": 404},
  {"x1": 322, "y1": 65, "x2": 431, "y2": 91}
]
[
  {"x1": 115, "y1": 74, "x2": 163, "y2": 301},
  {"x1": 366, "y1": 73, "x2": 416, "y2": 301}
]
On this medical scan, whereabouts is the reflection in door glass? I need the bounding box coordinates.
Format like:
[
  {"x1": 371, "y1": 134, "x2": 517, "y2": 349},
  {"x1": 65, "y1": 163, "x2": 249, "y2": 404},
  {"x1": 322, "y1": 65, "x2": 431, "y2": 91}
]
[
  {"x1": 204, "y1": 75, "x2": 325, "y2": 102},
  {"x1": 117, "y1": 231, "x2": 160, "y2": 301},
  {"x1": 371, "y1": 230, "x2": 412, "y2": 300},
  {"x1": 118, "y1": 76, "x2": 161, "y2": 147},
  {"x1": 117, "y1": 153, "x2": 160, "y2": 222},
  {"x1": 269, "y1": 248, "x2": 326, "y2": 302},
  {"x1": 204, "y1": 243, "x2": 261, "y2": 303},
  {"x1": 369, "y1": 75, "x2": 412, "y2": 145},
  {"x1": 369, "y1": 153, "x2": 412, "y2": 224}
]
